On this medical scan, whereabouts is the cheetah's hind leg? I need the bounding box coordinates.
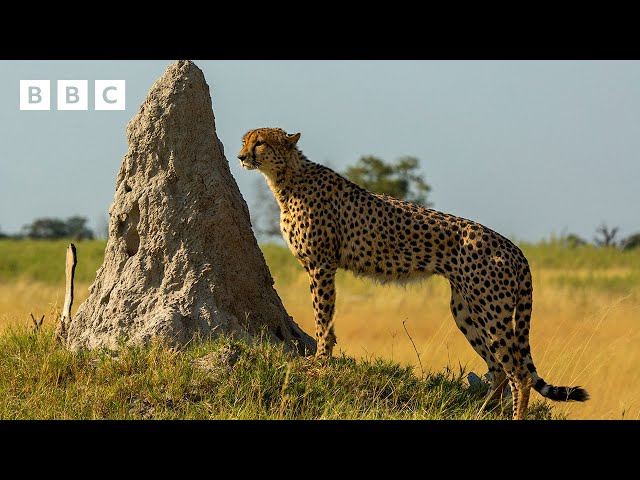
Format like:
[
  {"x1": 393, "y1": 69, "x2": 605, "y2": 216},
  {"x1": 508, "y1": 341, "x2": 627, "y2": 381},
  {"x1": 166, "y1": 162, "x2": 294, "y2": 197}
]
[{"x1": 449, "y1": 288, "x2": 508, "y2": 402}]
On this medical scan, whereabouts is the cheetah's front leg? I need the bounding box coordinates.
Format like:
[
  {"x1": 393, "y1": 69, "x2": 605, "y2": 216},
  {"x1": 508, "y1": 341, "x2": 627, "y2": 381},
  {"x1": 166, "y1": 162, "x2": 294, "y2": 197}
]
[{"x1": 306, "y1": 265, "x2": 337, "y2": 360}]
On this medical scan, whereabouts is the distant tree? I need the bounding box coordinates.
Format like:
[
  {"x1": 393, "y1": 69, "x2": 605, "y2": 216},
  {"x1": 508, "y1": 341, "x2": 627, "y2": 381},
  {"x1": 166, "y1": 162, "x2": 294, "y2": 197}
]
[
  {"x1": 343, "y1": 155, "x2": 433, "y2": 207},
  {"x1": 23, "y1": 218, "x2": 68, "y2": 239},
  {"x1": 22, "y1": 216, "x2": 94, "y2": 240},
  {"x1": 65, "y1": 216, "x2": 95, "y2": 240},
  {"x1": 0, "y1": 225, "x2": 6, "y2": 239},
  {"x1": 621, "y1": 232, "x2": 640, "y2": 251},
  {"x1": 250, "y1": 178, "x2": 282, "y2": 242},
  {"x1": 594, "y1": 223, "x2": 619, "y2": 248},
  {"x1": 561, "y1": 233, "x2": 588, "y2": 248}
]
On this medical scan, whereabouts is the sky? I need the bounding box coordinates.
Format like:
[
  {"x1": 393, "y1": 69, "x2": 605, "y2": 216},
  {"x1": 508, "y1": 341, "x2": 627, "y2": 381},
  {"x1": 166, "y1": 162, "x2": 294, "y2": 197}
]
[{"x1": 0, "y1": 60, "x2": 638, "y2": 243}]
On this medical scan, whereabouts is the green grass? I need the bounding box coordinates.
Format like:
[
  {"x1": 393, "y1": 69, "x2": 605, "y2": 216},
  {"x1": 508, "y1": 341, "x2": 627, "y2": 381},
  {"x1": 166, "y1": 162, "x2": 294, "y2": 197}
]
[
  {"x1": 0, "y1": 325, "x2": 557, "y2": 420},
  {"x1": 520, "y1": 239, "x2": 640, "y2": 270},
  {"x1": 520, "y1": 240, "x2": 640, "y2": 296},
  {"x1": 0, "y1": 239, "x2": 106, "y2": 284},
  {"x1": 2, "y1": 238, "x2": 639, "y2": 290}
]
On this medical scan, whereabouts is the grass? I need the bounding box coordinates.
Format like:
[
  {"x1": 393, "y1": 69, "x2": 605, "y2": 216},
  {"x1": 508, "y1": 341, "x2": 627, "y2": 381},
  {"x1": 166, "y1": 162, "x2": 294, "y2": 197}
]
[
  {"x1": 519, "y1": 239, "x2": 640, "y2": 271},
  {"x1": 259, "y1": 241, "x2": 640, "y2": 420},
  {"x1": 0, "y1": 238, "x2": 106, "y2": 285},
  {"x1": 0, "y1": 325, "x2": 556, "y2": 420},
  {"x1": 1, "y1": 238, "x2": 639, "y2": 419}
]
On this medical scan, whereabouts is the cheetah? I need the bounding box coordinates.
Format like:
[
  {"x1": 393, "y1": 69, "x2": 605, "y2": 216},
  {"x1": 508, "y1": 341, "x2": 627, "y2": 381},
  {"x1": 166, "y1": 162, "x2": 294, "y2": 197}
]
[{"x1": 238, "y1": 127, "x2": 589, "y2": 420}]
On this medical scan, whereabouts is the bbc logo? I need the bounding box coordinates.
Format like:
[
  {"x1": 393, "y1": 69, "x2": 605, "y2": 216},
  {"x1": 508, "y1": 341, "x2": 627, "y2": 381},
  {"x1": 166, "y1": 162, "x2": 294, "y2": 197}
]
[{"x1": 20, "y1": 80, "x2": 126, "y2": 111}]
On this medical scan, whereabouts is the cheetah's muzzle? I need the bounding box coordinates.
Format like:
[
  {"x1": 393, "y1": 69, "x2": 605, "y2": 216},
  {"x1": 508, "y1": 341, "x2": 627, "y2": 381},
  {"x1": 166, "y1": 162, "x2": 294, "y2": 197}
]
[{"x1": 237, "y1": 154, "x2": 260, "y2": 170}]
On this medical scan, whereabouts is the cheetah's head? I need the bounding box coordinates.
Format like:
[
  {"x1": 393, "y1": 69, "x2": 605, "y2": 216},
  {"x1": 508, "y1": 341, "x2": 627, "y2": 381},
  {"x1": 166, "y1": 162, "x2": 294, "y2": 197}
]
[{"x1": 238, "y1": 128, "x2": 301, "y2": 176}]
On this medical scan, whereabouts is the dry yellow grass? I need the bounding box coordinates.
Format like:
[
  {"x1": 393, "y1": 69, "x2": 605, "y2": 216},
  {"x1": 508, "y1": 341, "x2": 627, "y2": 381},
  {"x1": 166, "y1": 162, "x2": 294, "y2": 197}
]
[
  {"x1": 0, "y1": 280, "x2": 91, "y2": 330},
  {"x1": 1, "y1": 240, "x2": 639, "y2": 420},
  {"x1": 274, "y1": 266, "x2": 640, "y2": 420}
]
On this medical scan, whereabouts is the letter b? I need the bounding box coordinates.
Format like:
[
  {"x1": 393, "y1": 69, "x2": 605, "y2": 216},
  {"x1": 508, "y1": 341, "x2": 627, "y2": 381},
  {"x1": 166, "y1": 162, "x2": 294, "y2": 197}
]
[
  {"x1": 20, "y1": 80, "x2": 50, "y2": 110},
  {"x1": 29, "y1": 87, "x2": 42, "y2": 103},
  {"x1": 67, "y1": 87, "x2": 79, "y2": 103},
  {"x1": 58, "y1": 80, "x2": 88, "y2": 110}
]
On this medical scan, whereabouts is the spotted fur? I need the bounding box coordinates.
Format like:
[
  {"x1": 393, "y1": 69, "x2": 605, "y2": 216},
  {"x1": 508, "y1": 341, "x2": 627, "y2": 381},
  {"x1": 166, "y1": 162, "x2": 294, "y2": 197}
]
[{"x1": 238, "y1": 127, "x2": 589, "y2": 419}]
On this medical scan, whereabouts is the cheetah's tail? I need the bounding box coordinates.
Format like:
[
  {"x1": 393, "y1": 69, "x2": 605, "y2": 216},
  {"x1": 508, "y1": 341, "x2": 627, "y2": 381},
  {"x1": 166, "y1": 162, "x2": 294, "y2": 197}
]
[
  {"x1": 516, "y1": 261, "x2": 589, "y2": 403},
  {"x1": 530, "y1": 373, "x2": 590, "y2": 402}
]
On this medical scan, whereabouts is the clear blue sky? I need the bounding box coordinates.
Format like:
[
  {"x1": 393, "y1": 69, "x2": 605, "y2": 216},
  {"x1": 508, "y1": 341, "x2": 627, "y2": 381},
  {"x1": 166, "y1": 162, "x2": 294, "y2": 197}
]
[{"x1": 0, "y1": 60, "x2": 638, "y2": 243}]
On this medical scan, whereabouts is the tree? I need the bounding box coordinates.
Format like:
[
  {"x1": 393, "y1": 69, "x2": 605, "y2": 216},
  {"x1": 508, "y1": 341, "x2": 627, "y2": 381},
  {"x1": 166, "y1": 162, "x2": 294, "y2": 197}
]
[
  {"x1": 21, "y1": 216, "x2": 94, "y2": 240},
  {"x1": 561, "y1": 233, "x2": 588, "y2": 248},
  {"x1": 594, "y1": 223, "x2": 619, "y2": 248},
  {"x1": 250, "y1": 178, "x2": 282, "y2": 242},
  {"x1": 65, "y1": 216, "x2": 95, "y2": 240},
  {"x1": 343, "y1": 155, "x2": 433, "y2": 207},
  {"x1": 22, "y1": 218, "x2": 68, "y2": 239},
  {"x1": 622, "y1": 232, "x2": 640, "y2": 251}
]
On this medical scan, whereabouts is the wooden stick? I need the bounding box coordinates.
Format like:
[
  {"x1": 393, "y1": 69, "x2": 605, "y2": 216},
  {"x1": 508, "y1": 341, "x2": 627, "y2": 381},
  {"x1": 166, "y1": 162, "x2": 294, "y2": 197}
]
[{"x1": 56, "y1": 243, "x2": 77, "y2": 342}]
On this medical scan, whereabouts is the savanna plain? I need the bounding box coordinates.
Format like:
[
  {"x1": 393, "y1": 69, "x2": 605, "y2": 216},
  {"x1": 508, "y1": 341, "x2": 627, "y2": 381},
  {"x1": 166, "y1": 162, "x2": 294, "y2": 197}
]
[{"x1": 1, "y1": 239, "x2": 638, "y2": 420}]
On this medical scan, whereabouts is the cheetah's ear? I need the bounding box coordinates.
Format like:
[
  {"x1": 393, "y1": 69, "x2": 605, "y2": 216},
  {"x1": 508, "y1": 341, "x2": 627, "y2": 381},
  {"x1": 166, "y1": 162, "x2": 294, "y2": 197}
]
[{"x1": 285, "y1": 132, "x2": 301, "y2": 147}]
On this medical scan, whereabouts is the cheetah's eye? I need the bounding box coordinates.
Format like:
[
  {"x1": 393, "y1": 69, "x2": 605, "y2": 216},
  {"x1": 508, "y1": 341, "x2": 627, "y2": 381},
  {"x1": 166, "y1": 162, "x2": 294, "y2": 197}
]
[{"x1": 255, "y1": 140, "x2": 264, "y2": 146}]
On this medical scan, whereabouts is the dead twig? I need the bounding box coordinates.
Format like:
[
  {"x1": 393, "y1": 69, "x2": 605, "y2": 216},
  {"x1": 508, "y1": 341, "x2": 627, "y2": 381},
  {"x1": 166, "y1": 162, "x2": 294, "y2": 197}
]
[
  {"x1": 403, "y1": 318, "x2": 425, "y2": 379},
  {"x1": 30, "y1": 313, "x2": 44, "y2": 334}
]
